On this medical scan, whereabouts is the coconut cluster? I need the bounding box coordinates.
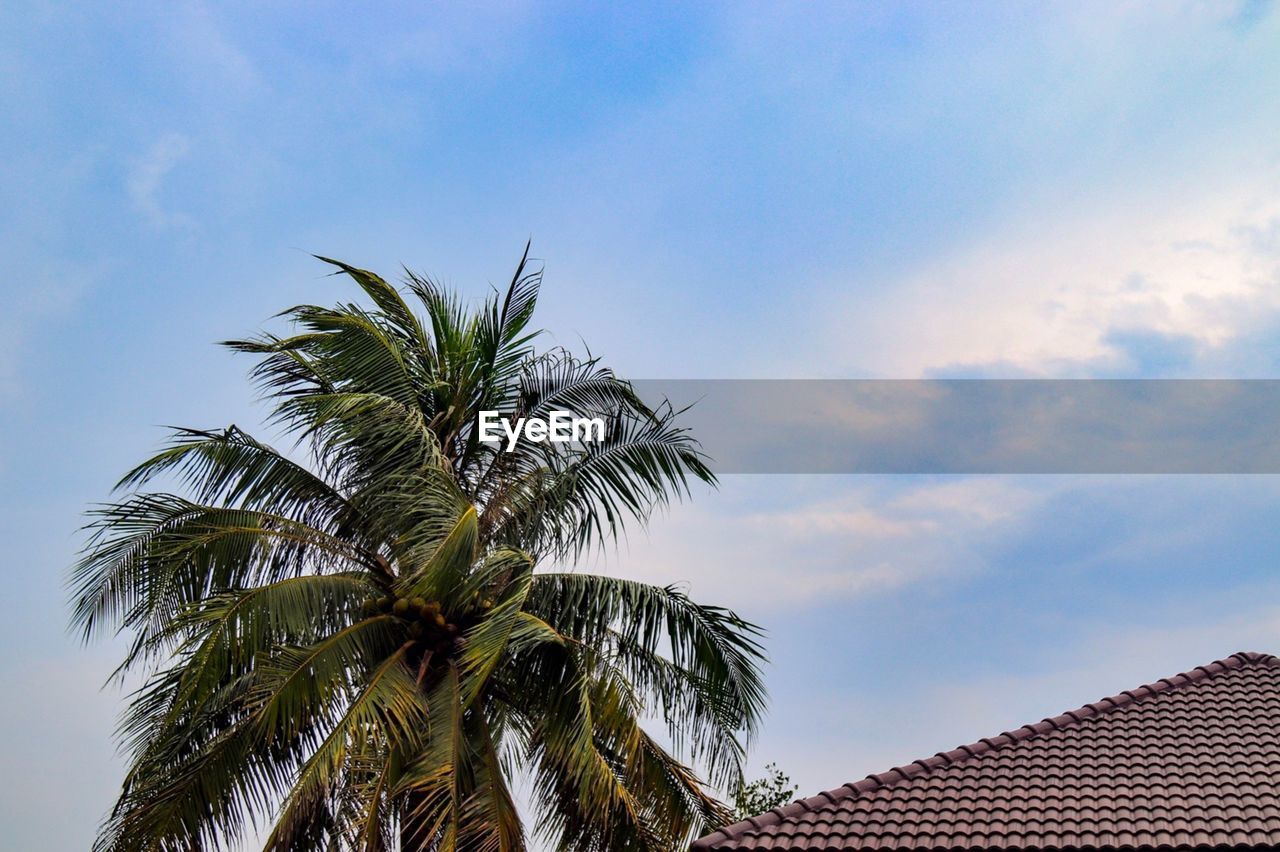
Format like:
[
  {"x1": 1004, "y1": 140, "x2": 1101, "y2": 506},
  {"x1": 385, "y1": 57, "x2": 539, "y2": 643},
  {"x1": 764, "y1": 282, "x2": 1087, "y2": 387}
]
[{"x1": 363, "y1": 595, "x2": 459, "y2": 650}]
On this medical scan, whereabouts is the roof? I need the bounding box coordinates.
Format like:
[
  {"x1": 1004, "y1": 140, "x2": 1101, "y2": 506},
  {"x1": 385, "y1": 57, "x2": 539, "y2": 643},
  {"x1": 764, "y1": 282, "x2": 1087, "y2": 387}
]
[{"x1": 696, "y1": 651, "x2": 1280, "y2": 852}]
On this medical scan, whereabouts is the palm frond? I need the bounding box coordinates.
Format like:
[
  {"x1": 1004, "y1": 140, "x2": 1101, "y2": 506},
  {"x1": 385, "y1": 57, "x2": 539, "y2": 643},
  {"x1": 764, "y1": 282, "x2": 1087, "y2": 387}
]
[{"x1": 526, "y1": 573, "x2": 766, "y2": 788}]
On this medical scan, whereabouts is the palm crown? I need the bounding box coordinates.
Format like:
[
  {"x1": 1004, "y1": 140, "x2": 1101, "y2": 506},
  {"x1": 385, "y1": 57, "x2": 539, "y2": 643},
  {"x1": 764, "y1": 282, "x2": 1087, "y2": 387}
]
[{"x1": 70, "y1": 247, "x2": 766, "y2": 852}]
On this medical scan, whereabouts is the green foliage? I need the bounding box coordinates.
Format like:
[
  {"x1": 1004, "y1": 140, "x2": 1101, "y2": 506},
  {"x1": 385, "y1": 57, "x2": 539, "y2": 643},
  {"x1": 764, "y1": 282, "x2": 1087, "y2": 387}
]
[
  {"x1": 732, "y1": 764, "x2": 798, "y2": 822},
  {"x1": 70, "y1": 246, "x2": 766, "y2": 852}
]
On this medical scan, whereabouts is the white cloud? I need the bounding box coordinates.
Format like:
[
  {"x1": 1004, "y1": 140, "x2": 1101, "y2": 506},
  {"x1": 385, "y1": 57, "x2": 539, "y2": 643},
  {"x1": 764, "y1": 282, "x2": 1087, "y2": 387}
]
[
  {"x1": 163, "y1": 2, "x2": 260, "y2": 93},
  {"x1": 578, "y1": 477, "x2": 1049, "y2": 609},
  {"x1": 127, "y1": 133, "x2": 195, "y2": 231},
  {"x1": 822, "y1": 179, "x2": 1280, "y2": 377}
]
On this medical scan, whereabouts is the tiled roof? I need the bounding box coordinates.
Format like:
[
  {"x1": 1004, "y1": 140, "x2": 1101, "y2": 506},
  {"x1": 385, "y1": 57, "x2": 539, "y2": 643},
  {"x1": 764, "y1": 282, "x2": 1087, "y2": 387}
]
[{"x1": 696, "y1": 651, "x2": 1280, "y2": 851}]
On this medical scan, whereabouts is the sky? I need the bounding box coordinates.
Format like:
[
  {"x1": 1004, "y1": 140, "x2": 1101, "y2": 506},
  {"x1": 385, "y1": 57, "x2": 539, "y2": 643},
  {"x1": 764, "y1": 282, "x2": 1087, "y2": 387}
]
[{"x1": 4, "y1": 2, "x2": 1280, "y2": 848}]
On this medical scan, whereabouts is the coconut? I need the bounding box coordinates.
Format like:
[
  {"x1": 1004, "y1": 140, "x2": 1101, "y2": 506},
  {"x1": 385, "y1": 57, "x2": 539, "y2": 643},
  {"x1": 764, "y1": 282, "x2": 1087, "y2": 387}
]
[{"x1": 392, "y1": 598, "x2": 411, "y2": 616}]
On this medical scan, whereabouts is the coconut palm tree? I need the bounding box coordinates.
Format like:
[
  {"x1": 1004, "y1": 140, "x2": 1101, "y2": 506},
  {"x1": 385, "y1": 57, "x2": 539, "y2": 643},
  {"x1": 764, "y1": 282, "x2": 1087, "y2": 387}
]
[{"x1": 69, "y1": 247, "x2": 766, "y2": 852}]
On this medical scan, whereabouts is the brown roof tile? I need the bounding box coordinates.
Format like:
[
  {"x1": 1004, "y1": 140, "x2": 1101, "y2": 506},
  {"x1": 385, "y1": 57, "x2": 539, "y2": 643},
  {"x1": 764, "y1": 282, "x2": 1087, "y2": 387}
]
[{"x1": 696, "y1": 652, "x2": 1280, "y2": 851}]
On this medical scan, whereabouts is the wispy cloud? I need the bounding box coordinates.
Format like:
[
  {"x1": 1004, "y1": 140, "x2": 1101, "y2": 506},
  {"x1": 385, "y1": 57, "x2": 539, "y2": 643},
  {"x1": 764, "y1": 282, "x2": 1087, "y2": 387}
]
[
  {"x1": 127, "y1": 133, "x2": 194, "y2": 231},
  {"x1": 163, "y1": 2, "x2": 260, "y2": 94},
  {"x1": 580, "y1": 477, "x2": 1049, "y2": 609},
  {"x1": 820, "y1": 180, "x2": 1280, "y2": 377}
]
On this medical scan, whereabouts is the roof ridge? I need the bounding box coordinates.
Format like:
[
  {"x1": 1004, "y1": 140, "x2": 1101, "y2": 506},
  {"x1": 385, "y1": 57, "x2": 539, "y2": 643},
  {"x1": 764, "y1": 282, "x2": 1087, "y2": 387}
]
[{"x1": 693, "y1": 650, "x2": 1278, "y2": 850}]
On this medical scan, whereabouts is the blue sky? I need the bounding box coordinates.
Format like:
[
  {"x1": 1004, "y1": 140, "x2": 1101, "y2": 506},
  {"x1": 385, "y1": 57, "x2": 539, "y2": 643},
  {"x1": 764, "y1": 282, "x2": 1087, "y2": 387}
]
[{"x1": 5, "y1": 2, "x2": 1280, "y2": 848}]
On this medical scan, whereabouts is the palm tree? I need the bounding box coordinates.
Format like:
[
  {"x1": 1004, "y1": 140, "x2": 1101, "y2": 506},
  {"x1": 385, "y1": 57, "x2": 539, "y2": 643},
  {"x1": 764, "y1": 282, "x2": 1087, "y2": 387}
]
[{"x1": 70, "y1": 247, "x2": 766, "y2": 852}]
